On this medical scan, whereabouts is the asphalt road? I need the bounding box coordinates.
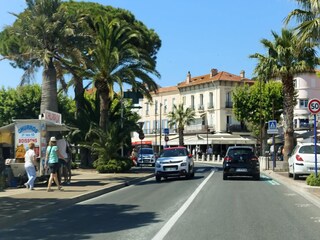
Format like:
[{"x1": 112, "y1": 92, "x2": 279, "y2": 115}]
[{"x1": 1, "y1": 163, "x2": 320, "y2": 240}]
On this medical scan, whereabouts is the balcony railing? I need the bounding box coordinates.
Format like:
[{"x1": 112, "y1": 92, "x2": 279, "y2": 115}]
[{"x1": 225, "y1": 101, "x2": 233, "y2": 108}]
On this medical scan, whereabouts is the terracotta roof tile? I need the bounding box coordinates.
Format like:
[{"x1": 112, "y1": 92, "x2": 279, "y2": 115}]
[{"x1": 177, "y1": 71, "x2": 252, "y2": 88}]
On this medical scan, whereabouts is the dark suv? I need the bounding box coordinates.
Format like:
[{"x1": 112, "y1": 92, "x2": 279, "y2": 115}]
[{"x1": 223, "y1": 146, "x2": 260, "y2": 180}]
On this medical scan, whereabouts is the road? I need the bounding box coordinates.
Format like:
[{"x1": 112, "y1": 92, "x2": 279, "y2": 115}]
[{"x1": 1, "y1": 163, "x2": 320, "y2": 240}]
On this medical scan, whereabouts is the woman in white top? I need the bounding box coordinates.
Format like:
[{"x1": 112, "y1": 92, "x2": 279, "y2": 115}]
[{"x1": 24, "y1": 142, "x2": 37, "y2": 190}]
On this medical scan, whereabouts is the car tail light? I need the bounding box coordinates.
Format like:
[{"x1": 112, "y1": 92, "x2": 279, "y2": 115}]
[
  {"x1": 224, "y1": 156, "x2": 232, "y2": 162},
  {"x1": 295, "y1": 154, "x2": 304, "y2": 161},
  {"x1": 251, "y1": 156, "x2": 259, "y2": 161}
]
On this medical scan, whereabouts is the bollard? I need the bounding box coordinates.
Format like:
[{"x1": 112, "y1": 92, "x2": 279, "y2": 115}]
[
  {"x1": 202, "y1": 154, "x2": 205, "y2": 161},
  {"x1": 217, "y1": 155, "x2": 221, "y2": 162},
  {"x1": 212, "y1": 155, "x2": 216, "y2": 162}
]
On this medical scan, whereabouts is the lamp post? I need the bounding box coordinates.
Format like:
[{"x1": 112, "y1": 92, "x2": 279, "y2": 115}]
[{"x1": 154, "y1": 103, "x2": 157, "y2": 153}]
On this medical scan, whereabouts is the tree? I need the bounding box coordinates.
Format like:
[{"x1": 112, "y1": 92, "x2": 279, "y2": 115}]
[
  {"x1": 167, "y1": 104, "x2": 196, "y2": 146},
  {"x1": 233, "y1": 80, "x2": 284, "y2": 153},
  {"x1": 250, "y1": 28, "x2": 319, "y2": 161},
  {"x1": 88, "y1": 16, "x2": 159, "y2": 131},
  {"x1": 285, "y1": 0, "x2": 320, "y2": 43},
  {"x1": 0, "y1": 0, "x2": 83, "y2": 114},
  {"x1": 0, "y1": 84, "x2": 74, "y2": 127}
]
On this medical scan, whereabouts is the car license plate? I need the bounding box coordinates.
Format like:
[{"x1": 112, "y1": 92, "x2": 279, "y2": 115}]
[
  {"x1": 236, "y1": 168, "x2": 247, "y2": 172},
  {"x1": 165, "y1": 167, "x2": 176, "y2": 171}
]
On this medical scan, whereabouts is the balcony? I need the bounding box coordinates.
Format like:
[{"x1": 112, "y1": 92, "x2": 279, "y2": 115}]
[
  {"x1": 225, "y1": 101, "x2": 233, "y2": 108},
  {"x1": 207, "y1": 103, "x2": 214, "y2": 109},
  {"x1": 185, "y1": 124, "x2": 215, "y2": 133},
  {"x1": 226, "y1": 124, "x2": 249, "y2": 133},
  {"x1": 198, "y1": 105, "x2": 205, "y2": 112}
]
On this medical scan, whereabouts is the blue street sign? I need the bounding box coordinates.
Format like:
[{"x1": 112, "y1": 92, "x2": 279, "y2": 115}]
[
  {"x1": 163, "y1": 128, "x2": 169, "y2": 135},
  {"x1": 268, "y1": 120, "x2": 277, "y2": 130}
]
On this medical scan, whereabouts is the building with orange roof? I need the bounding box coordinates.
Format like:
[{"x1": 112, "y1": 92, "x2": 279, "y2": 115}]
[{"x1": 132, "y1": 68, "x2": 257, "y2": 155}]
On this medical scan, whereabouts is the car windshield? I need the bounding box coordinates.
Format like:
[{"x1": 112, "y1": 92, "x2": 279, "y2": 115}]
[
  {"x1": 139, "y1": 149, "x2": 153, "y2": 154},
  {"x1": 160, "y1": 148, "x2": 187, "y2": 157},
  {"x1": 298, "y1": 145, "x2": 320, "y2": 154},
  {"x1": 227, "y1": 148, "x2": 253, "y2": 159}
]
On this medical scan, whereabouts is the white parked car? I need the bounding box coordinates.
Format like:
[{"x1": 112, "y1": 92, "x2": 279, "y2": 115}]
[
  {"x1": 137, "y1": 148, "x2": 155, "y2": 167},
  {"x1": 155, "y1": 147, "x2": 194, "y2": 182},
  {"x1": 288, "y1": 142, "x2": 320, "y2": 180}
]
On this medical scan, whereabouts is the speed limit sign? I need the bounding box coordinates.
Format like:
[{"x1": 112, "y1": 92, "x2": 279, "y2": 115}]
[{"x1": 308, "y1": 98, "x2": 320, "y2": 114}]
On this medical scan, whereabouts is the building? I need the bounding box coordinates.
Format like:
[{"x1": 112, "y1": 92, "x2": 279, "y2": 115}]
[{"x1": 132, "y1": 68, "x2": 257, "y2": 155}]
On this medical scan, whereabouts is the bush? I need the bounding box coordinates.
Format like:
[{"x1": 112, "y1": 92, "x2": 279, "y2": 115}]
[
  {"x1": 306, "y1": 173, "x2": 320, "y2": 186},
  {"x1": 94, "y1": 157, "x2": 132, "y2": 173}
]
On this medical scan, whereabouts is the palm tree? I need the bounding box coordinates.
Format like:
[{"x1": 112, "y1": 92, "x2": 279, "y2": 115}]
[
  {"x1": 1, "y1": 0, "x2": 84, "y2": 113},
  {"x1": 167, "y1": 104, "x2": 196, "y2": 146},
  {"x1": 250, "y1": 28, "x2": 319, "y2": 161},
  {"x1": 285, "y1": 0, "x2": 320, "y2": 43},
  {"x1": 88, "y1": 16, "x2": 159, "y2": 131}
]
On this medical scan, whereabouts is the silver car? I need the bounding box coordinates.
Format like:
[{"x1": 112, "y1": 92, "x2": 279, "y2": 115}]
[
  {"x1": 137, "y1": 148, "x2": 155, "y2": 167},
  {"x1": 155, "y1": 147, "x2": 194, "y2": 182},
  {"x1": 288, "y1": 143, "x2": 320, "y2": 180}
]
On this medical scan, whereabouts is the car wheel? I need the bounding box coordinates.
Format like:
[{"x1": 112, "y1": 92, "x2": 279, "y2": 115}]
[
  {"x1": 156, "y1": 176, "x2": 161, "y2": 182},
  {"x1": 223, "y1": 173, "x2": 228, "y2": 180},
  {"x1": 288, "y1": 171, "x2": 293, "y2": 178},
  {"x1": 293, "y1": 172, "x2": 300, "y2": 180}
]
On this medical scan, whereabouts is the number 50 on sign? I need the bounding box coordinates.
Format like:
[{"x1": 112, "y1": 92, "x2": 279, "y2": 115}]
[{"x1": 308, "y1": 99, "x2": 320, "y2": 115}]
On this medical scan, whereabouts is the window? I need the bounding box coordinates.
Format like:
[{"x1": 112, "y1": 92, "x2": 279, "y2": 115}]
[
  {"x1": 208, "y1": 92, "x2": 213, "y2": 108},
  {"x1": 164, "y1": 99, "x2": 167, "y2": 113},
  {"x1": 191, "y1": 95, "x2": 195, "y2": 109},
  {"x1": 155, "y1": 100, "x2": 158, "y2": 114},
  {"x1": 172, "y1": 98, "x2": 176, "y2": 112},
  {"x1": 299, "y1": 99, "x2": 308, "y2": 108},
  {"x1": 145, "y1": 103, "x2": 149, "y2": 116},
  {"x1": 200, "y1": 94, "x2": 204, "y2": 106}
]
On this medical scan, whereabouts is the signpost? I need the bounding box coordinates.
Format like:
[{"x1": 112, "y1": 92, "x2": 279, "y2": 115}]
[
  {"x1": 267, "y1": 120, "x2": 278, "y2": 170},
  {"x1": 308, "y1": 98, "x2": 320, "y2": 176}
]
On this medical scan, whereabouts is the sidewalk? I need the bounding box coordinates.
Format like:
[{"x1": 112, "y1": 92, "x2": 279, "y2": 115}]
[{"x1": 0, "y1": 167, "x2": 154, "y2": 229}]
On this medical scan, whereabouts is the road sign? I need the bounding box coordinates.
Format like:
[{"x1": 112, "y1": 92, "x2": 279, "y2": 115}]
[
  {"x1": 163, "y1": 128, "x2": 169, "y2": 135},
  {"x1": 308, "y1": 98, "x2": 320, "y2": 114},
  {"x1": 267, "y1": 120, "x2": 278, "y2": 134},
  {"x1": 164, "y1": 136, "x2": 169, "y2": 142},
  {"x1": 268, "y1": 120, "x2": 277, "y2": 130}
]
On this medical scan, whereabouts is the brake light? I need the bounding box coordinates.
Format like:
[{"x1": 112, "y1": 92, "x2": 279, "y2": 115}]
[
  {"x1": 251, "y1": 156, "x2": 259, "y2": 161},
  {"x1": 224, "y1": 156, "x2": 232, "y2": 162},
  {"x1": 295, "y1": 154, "x2": 304, "y2": 161}
]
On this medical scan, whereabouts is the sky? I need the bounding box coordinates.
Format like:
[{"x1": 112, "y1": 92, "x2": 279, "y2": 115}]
[{"x1": 0, "y1": 0, "x2": 299, "y2": 91}]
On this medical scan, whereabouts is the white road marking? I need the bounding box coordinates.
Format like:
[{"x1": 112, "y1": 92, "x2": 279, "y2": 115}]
[
  {"x1": 284, "y1": 193, "x2": 297, "y2": 196},
  {"x1": 310, "y1": 217, "x2": 320, "y2": 223},
  {"x1": 269, "y1": 180, "x2": 280, "y2": 185},
  {"x1": 152, "y1": 170, "x2": 215, "y2": 240},
  {"x1": 295, "y1": 203, "x2": 311, "y2": 208}
]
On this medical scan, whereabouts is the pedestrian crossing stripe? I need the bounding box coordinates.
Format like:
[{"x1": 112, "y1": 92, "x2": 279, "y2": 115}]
[{"x1": 261, "y1": 175, "x2": 280, "y2": 185}]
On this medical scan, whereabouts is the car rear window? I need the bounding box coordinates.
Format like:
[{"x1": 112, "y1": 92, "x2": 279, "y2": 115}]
[
  {"x1": 298, "y1": 145, "x2": 320, "y2": 154},
  {"x1": 161, "y1": 148, "x2": 187, "y2": 157},
  {"x1": 139, "y1": 149, "x2": 153, "y2": 154},
  {"x1": 227, "y1": 148, "x2": 253, "y2": 158}
]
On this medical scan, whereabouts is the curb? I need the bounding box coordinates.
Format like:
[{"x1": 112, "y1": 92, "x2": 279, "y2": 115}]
[{"x1": 0, "y1": 174, "x2": 154, "y2": 229}]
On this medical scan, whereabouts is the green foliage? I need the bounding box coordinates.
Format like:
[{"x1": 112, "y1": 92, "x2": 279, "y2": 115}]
[
  {"x1": 233, "y1": 80, "x2": 284, "y2": 137},
  {"x1": 306, "y1": 173, "x2": 320, "y2": 186},
  {"x1": 167, "y1": 104, "x2": 196, "y2": 146},
  {"x1": 94, "y1": 158, "x2": 132, "y2": 173}
]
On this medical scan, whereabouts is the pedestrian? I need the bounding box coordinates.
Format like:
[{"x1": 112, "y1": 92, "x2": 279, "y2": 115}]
[
  {"x1": 56, "y1": 133, "x2": 71, "y2": 184},
  {"x1": 131, "y1": 148, "x2": 138, "y2": 166},
  {"x1": 45, "y1": 136, "x2": 64, "y2": 192},
  {"x1": 24, "y1": 142, "x2": 37, "y2": 190}
]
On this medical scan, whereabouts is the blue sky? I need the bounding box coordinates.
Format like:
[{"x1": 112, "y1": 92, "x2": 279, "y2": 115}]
[{"x1": 0, "y1": 0, "x2": 298, "y2": 90}]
